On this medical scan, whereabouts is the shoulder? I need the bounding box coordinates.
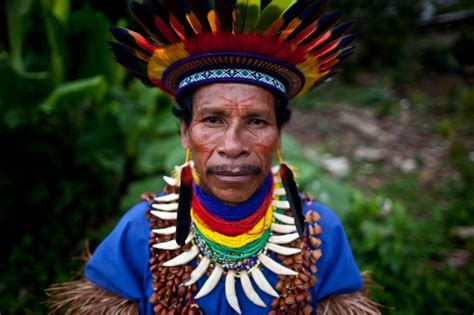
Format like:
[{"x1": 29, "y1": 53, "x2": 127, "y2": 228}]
[
  {"x1": 303, "y1": 197, "x2": 344, "y2": 234},
  {"x1": 85, "y1": 200, "x2": 152, "y2": 305}
]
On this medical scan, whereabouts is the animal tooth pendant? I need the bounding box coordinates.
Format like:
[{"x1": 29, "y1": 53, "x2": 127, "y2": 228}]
[
  {"x1": 151, "y1": 202, "x2": 178, "y2": 211},
  {"x1": 258, "y1": 253, "x2": 298, "y2": 276},
  {"x1": 185, "y1": 256, "x2": 210, "y2": 286},
  {"x1": 225, "y1": 271, "x2": 242, "y2": 314},
  {"x1": 152, "y1": 233, "x2": 193, "y2": 250},
  {"x1": 194, "y1": 265, "x2": 224, "y2": 299},
  {"x1": 265, "y1": 242, "x2": 302, "y2": 256},
  {"x1": 150, "y1": 210, "x2": 177, "y2": 220},
  {"x1": 163, "y1": 175, "x2": 177, "y2": 186},
  {"x1": 269, "y1": 232, "x2": 299, "y2": 244},
  {"x1": 162, "y1": 245, "x2": 199, "y2": 267},
  {"x1": 250, "y1": 267, "x2": 279, "y2": 298},
  {"x1": 240, "y1": 270, "x2": 266, "y2": 307},
  {"x1": 273, "y1": 187, "x2": 286, "y2": 196},
  {"x1": 272, "y1": 200, "x2": 290, "y2": 209},
  {"x1": 152, "y1": 226, "x2": 176, "y2": 235},
  {"x1": 271, "y1": 222, "x2": 297, "y2": 234},
  {"x1": 273, "y1": 212, "x2": 295, "y2": 225},
  {"x1": 154, "y1": 193, "x2": 179, "y2": 202}
]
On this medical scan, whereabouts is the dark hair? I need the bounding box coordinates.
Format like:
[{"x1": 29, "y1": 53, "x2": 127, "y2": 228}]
[{"x1": 172, "y1": 87, "x2": 292, "y2": 128}]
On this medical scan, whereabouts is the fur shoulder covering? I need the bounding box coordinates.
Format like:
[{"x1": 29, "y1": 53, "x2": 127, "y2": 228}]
[
  {"x1": 45, "y1": 279, "x2": 138, "y2": 314},
  {"x1": 317, "y1": 272, "x2": 382, "y2": 315},
  {"x1": 317, "y1": 291, "x2": 381, "y2": 315},
  {"x1": 45, "y1": 278, "x2": 381, "y2": 314}
]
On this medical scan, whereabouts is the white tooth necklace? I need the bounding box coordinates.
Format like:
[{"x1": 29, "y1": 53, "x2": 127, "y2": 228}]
[{"x1": 148, "y1": 170, "x2": 323, "y2": 314}]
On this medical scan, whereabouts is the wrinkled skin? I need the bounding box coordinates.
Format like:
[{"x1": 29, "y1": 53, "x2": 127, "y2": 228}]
[{"x1": 180, "y1": 83, "x2": 281, "y2": 204}]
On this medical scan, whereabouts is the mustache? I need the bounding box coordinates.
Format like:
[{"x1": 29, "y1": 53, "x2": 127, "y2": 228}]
[{"x1": 207, "y1": 164, "x2": 262, "y2": 176}]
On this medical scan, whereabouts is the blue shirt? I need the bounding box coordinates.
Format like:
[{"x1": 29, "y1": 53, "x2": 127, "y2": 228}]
[{"x1": 85, "y1": 200, "x2": 362, "y2": 314}]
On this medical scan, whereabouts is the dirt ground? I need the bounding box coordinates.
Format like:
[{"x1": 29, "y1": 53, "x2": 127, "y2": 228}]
[{"x1": 285, "y1": 73, "x2": 470, "y2": 192}]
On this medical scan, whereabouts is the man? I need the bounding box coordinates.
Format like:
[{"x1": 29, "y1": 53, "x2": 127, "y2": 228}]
[{"x1": 47, "y1": 1, "x2": 380, "y2": 314}]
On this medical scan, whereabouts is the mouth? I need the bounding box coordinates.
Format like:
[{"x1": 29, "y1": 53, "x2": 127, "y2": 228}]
[
  {"x1": 214, "y1": 173, "x2": 253, "y2": 184},
  {"x1": 208, "y1": 165, "x2": 261, "y2": 184}
]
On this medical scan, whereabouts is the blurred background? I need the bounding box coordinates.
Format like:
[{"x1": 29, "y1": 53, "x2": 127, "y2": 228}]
[{"x1": 1, "y1": 0, "x2": 473, "y2": 314}]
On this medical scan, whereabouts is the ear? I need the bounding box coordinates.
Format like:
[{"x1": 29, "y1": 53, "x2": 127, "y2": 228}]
[{"x1": 180, "y1": 121, "x2": 190, "y2": 149}]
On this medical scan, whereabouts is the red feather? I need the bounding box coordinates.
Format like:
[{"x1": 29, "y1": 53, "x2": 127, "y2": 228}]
[
  {"x1": 154, "y1": 16, "x2": 180, "y2": 43},
  {"x1": 169, "y1": 15, "x2": 186, "y2": 41},
  {"x1": 318, "y1": 51, "x2": 339, "y2": 66},
  {"x1": 319, "y1": 58, "x2": 339, "y2": 71},
  {"x1": 312, "y1": 37, "x2": 341, "y2": 58},
  {"x1": 290, "y1": 20, "x2": 318, "y2": 45},
  {"x1": 184, "y1": 32, "x2": 307, "y2": 66}
]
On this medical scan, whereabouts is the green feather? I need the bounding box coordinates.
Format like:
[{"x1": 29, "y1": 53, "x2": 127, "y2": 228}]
[
  {"x1": 234, "y1": 0, "x2": 261, "y2": 33},
  {"x1": 256, "y1": 0, "x2": 296, "y2": 33}
]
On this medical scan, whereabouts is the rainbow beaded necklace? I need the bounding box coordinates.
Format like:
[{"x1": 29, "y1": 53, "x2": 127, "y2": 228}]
[
  {"x1": 191, "y1": 175, "x2": 273, "y2": 272},
  {"x1": 148, "y1": 166, "x2": 323, "y2": 314}
]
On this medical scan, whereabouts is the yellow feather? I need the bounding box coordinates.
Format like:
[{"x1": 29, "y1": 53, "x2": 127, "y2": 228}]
[
  {"x1": 208, "y1": 10, "x2": 219, "y2": 33},
  {"x1": 279, "y1": 18, "x2": 302, "y2": 41},
  {"x1": 147, "y1": 43, "x2": 190, "y2": 84},
  {"x1": 186, "y1": 12, "x2": 202, "y2": 34},
  {"x1": 295, "y1": 54, "x2": 320, "y2": 97},
  {"x1": 170, "y1": 162, "x2": 201, "y2": 186}
]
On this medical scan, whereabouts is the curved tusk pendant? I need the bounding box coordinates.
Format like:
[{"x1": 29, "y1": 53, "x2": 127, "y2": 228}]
[
  {"x1": 240, "y1": 270, "x2": 266, "y2": 307},
  {"x1": 152, "y1": 226, "x2": 176, "y2": 235},
  {"x1": 269, "y1": 232, "x2": 299, "y2": 244},
  {"x1": 163, "y1": 176, "x2": 177, "y2": 186},
  {"x1": 194, "y1": 264, "x2": 224, "y2": 299},
  {"x1": 258, "y1": 253, "x2": 298, "y2": 276},
  {"x1": 185, "y1": 256, "x2": 210, "y2": 286},
  {"x1": 152, "y1": 202, "x2": 178, "y2": 211},
  {"x1": 273, "y1": 212, "x2": 295, "y2": 225},
  {"x1": 163, "y1": 245, "x2": 199, "y2": 267},
  {"x1": 265, "y1": 243, "x2": 302, "y2": 256},
  {"x1": 273, "y1": 188, "x2": 286, "y2": 196},
  {"x1": 225, "y1": 271, "x2": 242, "y2": 314},
  {"x1": 152, "y1": 233, "x2": 192, "y2": 250},
  {"x1": 271, "y1": 222, "x2": 297, "y2": 234},
  {"x1": 272, "y1": 200, "x2": 290, "y2": 209},
  {"x1": 250, "y1": 267, "x2": 279, "y2": 298},
  {"x1": 154, "y1": 193, "x2": 179, "y2": 202},
  {"x1": 150, "y1": 210, "x2": 177, "y2": 220},
  {"x1": 272, "y1": 165, "x2": 280, "y2": 175}
]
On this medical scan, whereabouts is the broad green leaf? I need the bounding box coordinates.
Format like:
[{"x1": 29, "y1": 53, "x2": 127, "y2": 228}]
[
  {"x1": 5, "y1": 0, "x2": 34, "y2": 73},
  {"x1": 51, "y1": 0, "x2": 70, "y2": 23},
  {"x1": 135, "y1": 134, "x2": 181, "y2": 175},
  {"x1": 38, "y1": 76, "x2": 108, "y2": 113}
]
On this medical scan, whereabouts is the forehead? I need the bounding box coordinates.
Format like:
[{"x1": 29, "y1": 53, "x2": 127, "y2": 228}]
[{"x1": 192, "y1": 83, "x2": 275, "y2": 113}]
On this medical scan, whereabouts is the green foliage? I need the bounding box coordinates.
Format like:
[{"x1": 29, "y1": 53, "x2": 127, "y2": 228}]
[
  {"x1": 0, "y1": 1, "x2": 180, "y2": 313},
  {"x1": 281, "y1": 134, "x2": 474, "y2": 314},
  {"x1": 332, "y1": 0, "x2": 423, "y2": 70}
]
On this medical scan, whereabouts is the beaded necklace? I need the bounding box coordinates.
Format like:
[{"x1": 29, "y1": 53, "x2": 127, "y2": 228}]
[{"x1": 146, "y1": 166, "x2": 323, "y2": 314}]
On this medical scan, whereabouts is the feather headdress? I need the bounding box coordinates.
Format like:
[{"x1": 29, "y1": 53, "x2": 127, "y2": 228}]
[{"x1": 110, "y1": 0, "x2": 356, "y2": 103}]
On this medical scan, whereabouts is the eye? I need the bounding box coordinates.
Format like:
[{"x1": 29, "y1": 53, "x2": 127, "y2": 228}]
[
  {"x1": 204, "y1": 116, "x2": 221, "y2": 124},
  {"x1": 249, "y1": 119, "x2": 267, "y2": 126}
]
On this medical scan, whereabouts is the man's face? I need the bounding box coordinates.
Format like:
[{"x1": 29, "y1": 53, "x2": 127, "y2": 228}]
[{"x1": 180, "y1": 83, "x2": 281, "y2": 204}]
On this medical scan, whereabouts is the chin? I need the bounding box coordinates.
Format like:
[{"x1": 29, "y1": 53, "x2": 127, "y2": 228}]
[
  {"x1": 209, "y1": 187, "x2": 255, "y2": 205},
  {"x1": 201, "y1": 174, "x2": 258, "y2": 203}
]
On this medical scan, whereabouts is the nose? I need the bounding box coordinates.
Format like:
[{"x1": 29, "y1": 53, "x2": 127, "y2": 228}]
[{"x1": 217, "y1": 125, "x2": 249, "y2": 159}]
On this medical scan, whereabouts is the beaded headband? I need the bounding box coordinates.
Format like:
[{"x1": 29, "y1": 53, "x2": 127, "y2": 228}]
[{"x1": 109, "y1": 0, "x2": 356, "y2": 104}]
